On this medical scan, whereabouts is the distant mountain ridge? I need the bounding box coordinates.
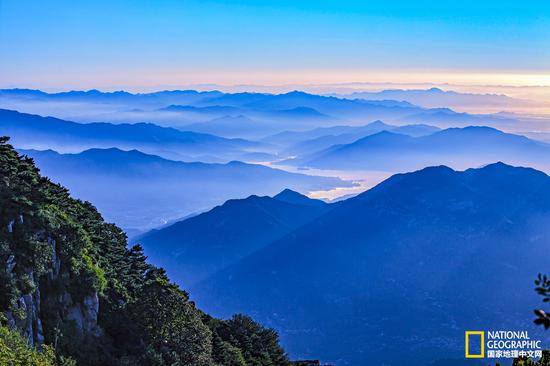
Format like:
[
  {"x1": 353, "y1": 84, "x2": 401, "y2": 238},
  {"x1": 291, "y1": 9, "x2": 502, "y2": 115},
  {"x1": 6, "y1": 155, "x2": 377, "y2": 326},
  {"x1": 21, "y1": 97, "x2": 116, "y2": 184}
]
[
  {"x1": 285, "y1": 125, "x2": 550, "y2": 172},
  {"x1": 20, "y1": 147, "x2": 351, "y2": 231},
  {"x1": 0, "y1": 88, "x2": 223, "y2": 104},
  {"x1": 273, "y1": 188, "x2": 328, "y2": 207},
  {"x1": 0, "y1": 108, "x2": 269, "y2": 162},
  {"x1": 0, "y1": 88, "x2": 524, "y2": 131},
  {"x1": 159, "y1": 104, "x2": 242, "y2": 115},
  {"x1": 272, "y1": 121, "x2": 440, "y2": 156},
  {"x1": 337, "y1": 87, "x2": 531, "y2": 112},
  {"x1": 182, "y1": 115, "x2": 277, "y2": 139},
  {"x1": 135, "y1": 189, "x2": 331, "y2": 286}
]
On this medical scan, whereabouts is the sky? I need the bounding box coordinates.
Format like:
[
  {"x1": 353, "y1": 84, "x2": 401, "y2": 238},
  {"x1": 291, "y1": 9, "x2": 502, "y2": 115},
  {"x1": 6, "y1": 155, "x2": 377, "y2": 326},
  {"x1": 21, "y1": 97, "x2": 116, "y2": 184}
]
[{"x1": 1, "y1": 0, "x2": 549, "y2": 91}]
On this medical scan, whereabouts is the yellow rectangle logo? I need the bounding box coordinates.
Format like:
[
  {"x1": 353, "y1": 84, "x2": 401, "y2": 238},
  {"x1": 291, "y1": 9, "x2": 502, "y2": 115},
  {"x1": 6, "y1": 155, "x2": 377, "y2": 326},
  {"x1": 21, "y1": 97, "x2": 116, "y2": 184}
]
[{"x1": 465, "y1": 331, "x2": 485, "y2": 358}]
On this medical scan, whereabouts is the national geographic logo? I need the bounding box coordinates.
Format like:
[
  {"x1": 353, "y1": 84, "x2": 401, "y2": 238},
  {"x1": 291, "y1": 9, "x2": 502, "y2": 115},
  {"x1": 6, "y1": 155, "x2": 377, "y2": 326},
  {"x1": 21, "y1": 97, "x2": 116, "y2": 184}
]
[{"x1": 465, "y1": 330, "x2": 543, "y2": 360}]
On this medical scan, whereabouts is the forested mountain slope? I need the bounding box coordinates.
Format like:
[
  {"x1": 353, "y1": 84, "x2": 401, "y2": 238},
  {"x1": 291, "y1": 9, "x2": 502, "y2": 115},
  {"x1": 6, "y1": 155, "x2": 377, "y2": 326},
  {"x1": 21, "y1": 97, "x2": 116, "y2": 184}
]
[{"x1": 0, "y1": 136, "x2": 289, "y2": 366}]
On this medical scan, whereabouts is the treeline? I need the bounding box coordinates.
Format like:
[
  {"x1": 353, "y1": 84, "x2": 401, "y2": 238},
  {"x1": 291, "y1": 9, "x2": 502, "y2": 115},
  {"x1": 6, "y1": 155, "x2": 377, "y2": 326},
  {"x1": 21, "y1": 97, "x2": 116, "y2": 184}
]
[{"x1": 0, "y1": 136, "x2": 289, "y2": 366}]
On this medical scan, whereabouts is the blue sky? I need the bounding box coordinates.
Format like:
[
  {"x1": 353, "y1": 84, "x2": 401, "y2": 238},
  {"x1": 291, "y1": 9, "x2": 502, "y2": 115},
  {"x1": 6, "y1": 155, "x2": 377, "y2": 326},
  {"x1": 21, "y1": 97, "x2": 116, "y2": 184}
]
[{"x1": 1, "y1": 0, "x2": 549, "y2": 90}]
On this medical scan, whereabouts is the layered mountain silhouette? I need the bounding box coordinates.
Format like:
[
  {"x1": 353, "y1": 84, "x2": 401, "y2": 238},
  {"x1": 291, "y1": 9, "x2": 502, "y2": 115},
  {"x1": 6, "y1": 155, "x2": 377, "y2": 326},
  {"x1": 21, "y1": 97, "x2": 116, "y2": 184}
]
[
  {"x1": 399, "y1": 107, "x2": 517, "y2": 127},
  {"x1": 159, "y1": 104, "x2": 242, "y2": 116},
  {"x1": 191, "y1": 162, "x2": 550, "y2": 365},
  {"x1": 135, "y1": 189, "x2": 330, "y2": 286},
  {"x1": 0, "y1": 88, "x2": 223, "y2": 105},
  {"x1": 286, "y1": 126, "x2": 550, "y2": 172},
  {"x1": 1, "y1": 88, "x2": 525, "y2": 131},
  {"x1": 278, "y1": 122, "x2": 440, "y2": 156},
  {"x1": 0, "y1": 109, "x2": 270, "y2": 162},
  {"x1": 182, "y1": 115, "x2": 278, "y2": 139},
  {"x1": 342, "y1": 87, "x2": 528, "y2": 112},
  {"x1": 198, "y1": 90, "x2": 428, "y2": 123},
  {"x1": 19, "y1": 148, "x2": 351, "y2": 232},
  {"x1": 263, "y1": 120, "x2": 438, "y2": 150}
]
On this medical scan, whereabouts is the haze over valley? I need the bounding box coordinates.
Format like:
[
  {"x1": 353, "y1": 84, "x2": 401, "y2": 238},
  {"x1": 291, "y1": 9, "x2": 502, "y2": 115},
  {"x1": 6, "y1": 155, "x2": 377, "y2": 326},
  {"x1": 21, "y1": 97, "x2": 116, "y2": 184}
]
[{"x1": 3, "y1": 87, "x2": 550, "y2": 236}]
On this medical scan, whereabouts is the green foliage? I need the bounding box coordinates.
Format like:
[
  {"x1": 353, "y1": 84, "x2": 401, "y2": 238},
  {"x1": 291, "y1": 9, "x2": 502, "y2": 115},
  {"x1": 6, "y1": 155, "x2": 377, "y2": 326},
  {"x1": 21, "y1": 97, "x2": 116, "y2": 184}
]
[
  {"x1": 128, "y1": 268, "x2": 213, "y2": 366},
  {"x1": 207, "y1": 314, "x2": 290, "y2": 366},
  {"x1": 534, "y1": 274, "x2": 550, "y2": 329},
  {"x1": 213, "y1": 341, "x2": 247, "y2": 366},
  {"x1": 0, "y1": 323, "x2": 56, "y2": 366},
  {"x1": 513, "y1": 273, "x2": 550, "y2": 366},
  {"x1": 0, "y1": 136, "x2": 289, "y2": 366}
]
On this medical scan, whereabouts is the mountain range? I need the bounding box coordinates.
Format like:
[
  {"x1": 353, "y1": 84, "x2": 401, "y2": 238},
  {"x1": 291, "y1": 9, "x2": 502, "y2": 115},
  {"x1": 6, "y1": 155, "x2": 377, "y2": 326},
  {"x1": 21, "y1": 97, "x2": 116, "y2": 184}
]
[
  {"x1": 338, "y1": 87, "x2": 531, "y2": 113},
  {"x1": 263, "y1": 120, "x2": 439, "y2": 145},
  {"x1": 271, "y1": 121, "x2": 440, "y2": 156},
  {"x1": 0, "y1": 109, "x2": 270, "y2": 162},
  {"x1": 0, "y1": 88, "x2": 527, "y2": 132},
  {"x1": 20, "y1": 147, "x2": 351, "y2": 233},
  {"x1": 284, "y1": 126, "x2": 550, "y2": 172},
  {"x1": 174, "y1": 162, "x2": 550, "y2": 365}
]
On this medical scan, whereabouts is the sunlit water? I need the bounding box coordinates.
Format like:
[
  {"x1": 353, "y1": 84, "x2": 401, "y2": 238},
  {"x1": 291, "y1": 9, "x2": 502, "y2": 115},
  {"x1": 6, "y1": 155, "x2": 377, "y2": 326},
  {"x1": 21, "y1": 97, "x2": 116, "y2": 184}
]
[{"x1": 256, "y1": 160, "x2": 394, "y2": 201}]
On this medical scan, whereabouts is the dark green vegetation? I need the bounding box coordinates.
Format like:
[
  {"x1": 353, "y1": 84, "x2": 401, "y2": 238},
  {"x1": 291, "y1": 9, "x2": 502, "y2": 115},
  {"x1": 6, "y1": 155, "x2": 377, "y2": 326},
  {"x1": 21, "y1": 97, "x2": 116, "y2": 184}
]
[
  {"x1": 534, "y1": 274, "x2": 550, "y2": 329},
  {"x1": 513, "y1": 276, "x2": 550, "y2": 366},
  {"x1": 0, "y1": 137, "x2": 289, "y2": 365},
  {"x1": 504, "y1": 274, "x2": 550, "y2": 366}
]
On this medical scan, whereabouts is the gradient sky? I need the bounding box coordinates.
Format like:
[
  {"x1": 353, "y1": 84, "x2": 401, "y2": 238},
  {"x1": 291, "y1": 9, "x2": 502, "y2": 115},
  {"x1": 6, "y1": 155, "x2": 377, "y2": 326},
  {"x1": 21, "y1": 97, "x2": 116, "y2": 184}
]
[{"x1": 1, "y1": 0, "x2": 549, "y2": 90}]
